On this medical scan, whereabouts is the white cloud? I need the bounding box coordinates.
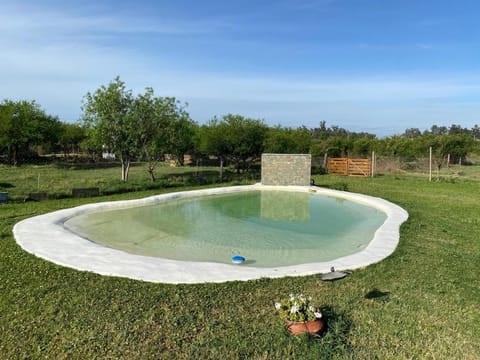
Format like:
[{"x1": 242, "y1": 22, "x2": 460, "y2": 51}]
[{"x1": 0, "y1": 1, "x2": 226, "y2": 50}]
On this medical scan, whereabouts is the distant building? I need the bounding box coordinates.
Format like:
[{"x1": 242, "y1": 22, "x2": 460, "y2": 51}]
[
  {"x1": 102, "y1": 152, "x2": 116, "y2": 160},
  {"x1": 102, "y1": 145, "x2": 116, "y2": 160}
]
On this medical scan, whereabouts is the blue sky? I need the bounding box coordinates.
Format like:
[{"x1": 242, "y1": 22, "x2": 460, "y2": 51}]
[{"x1": 1, "y1": 0, "x2": 479, "y2": 136}]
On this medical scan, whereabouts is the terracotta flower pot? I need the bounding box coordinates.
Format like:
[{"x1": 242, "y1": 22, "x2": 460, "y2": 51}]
[{"x1": 286, "y1": 318, "x2": 324, "y2": 335}]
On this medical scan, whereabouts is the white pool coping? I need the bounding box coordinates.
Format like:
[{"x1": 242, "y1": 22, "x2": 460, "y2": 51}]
[{"x1": 13, "y1": 185, "x2": 408, "y2": 284}]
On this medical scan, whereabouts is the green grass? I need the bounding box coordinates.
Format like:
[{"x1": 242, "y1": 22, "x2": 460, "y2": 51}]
[
  {"x1": 1, "y1": 165, "x2": 480, "y2": 358},
  {"x1": 0, "y1": 162, "x2": 252, "y2": 200}
]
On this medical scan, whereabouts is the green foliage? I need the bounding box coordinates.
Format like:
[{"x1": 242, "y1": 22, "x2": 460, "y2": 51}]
[
  {"x1": 311, "y1": 137, "x2": 353, "y2": 157},
  {"x1": 0, "y1": 99, "x2": 61, "y2": 165},
  {"x1": 199, "y1": 114, "x2": 268, "y2": 173},
  {"x1": 275, "y1": 294, "x2": 322, "y2": 322},
  {"x1": 351, "y1": 137, "x2": 376, "y2": 157},
  {"x1": 196, "y1": 119, "x2": 227, "y2": 159},
  {"x1": 81, "y1": 76, "x2": 137, "y2": 181},
  {"x1": 58, "y1": 123, "x2": 86, "y2": 156},
  {"x1": 81, "y1": 78, "x2": 197, "y2": 182},
  {"x1": 221, "y1": 114, "x2": 268, "y2": 172},
  {"x1": 133, "y1": 88, "x2": 192, "y2": 180},
  {"x1": 264, "y1": 126, "x2": 311, "y2": 154},
  {"x1": 166, "y1": 113, "x2": 197, "y2": 166}
]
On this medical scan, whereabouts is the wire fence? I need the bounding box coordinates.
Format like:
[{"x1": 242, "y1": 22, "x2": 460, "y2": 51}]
[{"x1": 313, "y1": 154, "x2": 480, "y2": 180}]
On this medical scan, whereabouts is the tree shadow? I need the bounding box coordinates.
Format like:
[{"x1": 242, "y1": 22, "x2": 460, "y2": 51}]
[
  {"x1": 314, "y1": 182, "x2": 349, "y2": 191},
  {"x1": 54, "y1": 161, "x2": 125, "y2": 170},
  {"x1": 0, "y1": 182, "x2": 15, "y2": 189},
  {"x1": 164, "y1": 170, "x2": 223, "y2": 178},
  {"x1": 365, "y1": 288, "x2": 390, "y2": 301}
]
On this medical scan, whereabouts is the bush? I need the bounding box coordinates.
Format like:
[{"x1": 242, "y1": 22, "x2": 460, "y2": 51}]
[{"x1": 311, "y1": 165, "x2": 327, "y2": 175}]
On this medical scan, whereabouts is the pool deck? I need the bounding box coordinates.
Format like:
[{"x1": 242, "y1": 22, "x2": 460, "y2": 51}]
[{"x1": 13, "y1": 185, "x2": 408, "y2": 284}]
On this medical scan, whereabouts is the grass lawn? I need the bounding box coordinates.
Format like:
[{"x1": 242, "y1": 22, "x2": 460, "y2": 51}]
[{"x1": 1, "y1": 164, "x2": 479, "y2": 359}]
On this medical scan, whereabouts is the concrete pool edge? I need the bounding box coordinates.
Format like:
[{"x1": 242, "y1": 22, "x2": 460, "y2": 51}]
[{"x1": 13, "y1": 185, "x2": 408, "y2": 284}]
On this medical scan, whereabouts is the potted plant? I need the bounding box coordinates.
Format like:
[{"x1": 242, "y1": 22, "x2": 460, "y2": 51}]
[{"x1": 275, "y1": 294, "x2": 324, "y2": 335}]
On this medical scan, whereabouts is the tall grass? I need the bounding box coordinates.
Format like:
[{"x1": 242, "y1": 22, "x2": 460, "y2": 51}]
[{"x1": 1, "y1": 165, "x2": 479, "y2": 358}]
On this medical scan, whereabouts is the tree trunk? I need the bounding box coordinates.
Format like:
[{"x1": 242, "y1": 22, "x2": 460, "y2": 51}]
[
  {"x1": 125, "y1": 161, "x2": 131, "y2": 181},
  {"x1": 121, "y1": 158, "x2": 131, "y2": 182},
  {"x1": 12, "y1": 145, "x2": 18, "y2": 167},
  {"x1": 220, "y1": 157, "x2": 224, "y2": 182},
  {"x1": 147, "y1": 162, "x2": 156, "y2": 182},
  {"x1": 177, "y1": 153, "x2": 184, "y2": 166}
]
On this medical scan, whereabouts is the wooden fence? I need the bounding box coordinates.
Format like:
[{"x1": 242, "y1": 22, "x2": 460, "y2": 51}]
[{"x1": 327, "y1": 158, "x2": 372, "y2": 177}]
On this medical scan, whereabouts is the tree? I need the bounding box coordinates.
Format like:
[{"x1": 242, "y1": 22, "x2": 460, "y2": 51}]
[
  {"x1": 0, "y1": 99, "x2": 54, "y2": 165},
  {"x1": 428, "y1": 125, "x2": 448, "y2": 136},
  {"x1": 471, "y1": 125, "x2": 480, "y2": 140},
  {"x1": 220, "y1": 114, "x2": 268, "y2": 173},
  {"x1": 312, "y1": 120, "x2": 329, "y2": 140},
  {"x1": 165, "y1": 106, "x2": 196, "y2": 167},
  {"x1": 264, "y1": 126, "x2": 311, "y2": 154},
  {"x1": 351, "y1": 137, "x2": 376, "y2": 157},
  {"x1": 441, "y1": 134, "x2": 474, "y2": 164},
  {"x1": 133, "y1": 89, "x2": 194, "y2": 181},
  {"x1": 197, "y1": 119, "x2": 229, "y2": 181},
  {"x1": 167, "y1": 116, "x2": 196, "y2": 166},
  {"x1": 58, "y1": 123, "x2": 86, "y2": 157},
  {"x1": 402, "y1": 128, "x2": 422, "y2": 139},
  {"x1": 311, "y1": 137, "x2": 353, "y2": 158},
  {"x1": 81, "y1": 77, "x2": 137, "y2": 181},
  {"x1": 36, "y1": 114, "x2": 64, "y2": 155},
  {"x1": 448, "y1": 124, "x2": 468, "y2": 135},
  {"x1": 133, "y1": 88, "x2": 169, "y2": 182}
]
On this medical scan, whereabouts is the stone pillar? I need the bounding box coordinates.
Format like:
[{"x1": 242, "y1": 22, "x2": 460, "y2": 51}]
[{"x1": 261, "y1": 154, "x2": 311, "y2": 186}]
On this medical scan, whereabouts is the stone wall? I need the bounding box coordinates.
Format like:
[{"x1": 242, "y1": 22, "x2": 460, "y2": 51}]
[{"x1": 261, "y1": 154, "x2": 311, "y2": 186}]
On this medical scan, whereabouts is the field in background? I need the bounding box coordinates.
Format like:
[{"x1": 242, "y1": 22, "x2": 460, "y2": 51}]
[
  {"x1": 374, "y1": 154, "x2": 480, "y2": 180},
  {"x1": 2, "y1": 157, "x2": 480, "y2": 201},
  {"x1": 0, "y1": 162, "x2": 256, "y2": 201}
]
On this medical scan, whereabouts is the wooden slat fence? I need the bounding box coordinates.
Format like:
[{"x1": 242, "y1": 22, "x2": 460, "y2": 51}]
[{"x1": 327, "y1": 157, "x2": 371, "y2": 177}]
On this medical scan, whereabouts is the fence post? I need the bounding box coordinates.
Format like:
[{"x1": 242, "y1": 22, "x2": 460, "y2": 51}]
[
  {"x1": 429, "y1": 147, "x2": 432, "y2": 182},
  {"x1": 371, "y1": 151, "x2": 375, "y2": 177}
]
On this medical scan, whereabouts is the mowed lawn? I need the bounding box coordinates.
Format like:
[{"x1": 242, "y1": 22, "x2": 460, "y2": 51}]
[{"x1": 1, "y1": 164, "x2": 479, "y2": 359}]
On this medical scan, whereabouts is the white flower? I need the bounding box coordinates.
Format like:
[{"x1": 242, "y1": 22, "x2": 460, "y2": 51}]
[
  {"x1": 289, "y1": 294, "x2": 295, "y2": 301},
  {"x1": 308, "y1": 306, "x2": 315, "y2": 312},
  {"x1": 274, "y1": 302, "x2": 281, "y2": 310},
  {"x1": 290, "y1": 303, "x2": 299, "y2": 313},
  {"x1": 314, "y1": 311, "x2": 322, "y2": 319}
]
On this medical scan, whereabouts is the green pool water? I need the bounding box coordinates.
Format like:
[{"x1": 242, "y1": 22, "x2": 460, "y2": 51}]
[{"x1": 64, "y1": 190, "x2": 387, "y2": 267}]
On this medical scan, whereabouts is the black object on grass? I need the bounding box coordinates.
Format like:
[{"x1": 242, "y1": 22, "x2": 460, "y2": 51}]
[{"x1": 319, "y1": 267, "x2": 351, "y2": 282}]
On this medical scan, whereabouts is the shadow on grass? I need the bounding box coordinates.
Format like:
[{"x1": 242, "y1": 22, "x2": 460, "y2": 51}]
[
  {"x1": 305, "y1": 306, "x2": 354, "y2": 356},
  {"x1": 54, "y1": 161, "x2": 126, "y2": 170},
  {"x1": 365, "y1": 288, "x2": 390, "y2": 301},
  {"x1": 0, "y1": 182, "x2": 15, "y2": 188},
  {"x1": 165, "y1": 170, "x2": 222, "y2": 178},
  {"x1": 315, "y1": 182, "x2": 349, "y2": 192}
]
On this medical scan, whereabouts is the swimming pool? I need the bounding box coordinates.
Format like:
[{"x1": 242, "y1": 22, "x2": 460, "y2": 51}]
[
  {"x1": 64, "y1": 190, "x2": 387, "y2": 267},
  {"x1": 13, "y1": 184, "x2": 408, "y2": 283}
]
